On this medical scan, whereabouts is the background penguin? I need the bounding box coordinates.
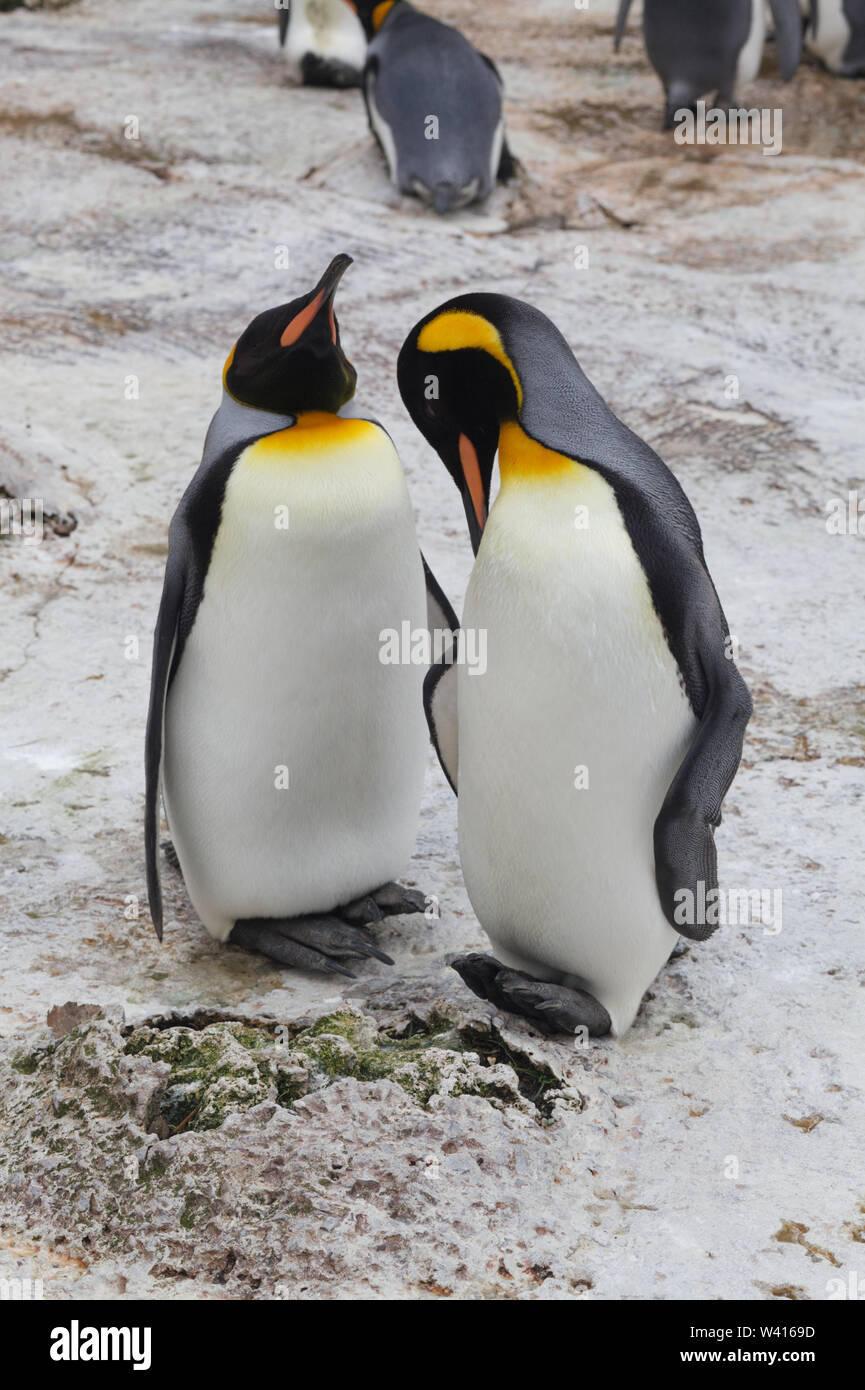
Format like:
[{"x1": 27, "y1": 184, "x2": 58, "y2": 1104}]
[
  {"x1": 614, "y1": 0, "x2": 803, "y2": 128},
  {"x1": 344, "y1": 0, "x2": 515, "y2": 214},
  {"x1": 277, "y1": 0, "x2": 367, "y2": 88},
  {"x1": 802, "y1": 0, "x2": 865, "y2": 75},
  {"x1": 397, "y1": 293, "x2": 752, "y2": 1037},
  {"x1": 145, "y1": 254, "x2": 457, "y2": 976}
]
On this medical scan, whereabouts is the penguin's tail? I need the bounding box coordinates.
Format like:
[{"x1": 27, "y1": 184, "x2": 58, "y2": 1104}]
[
  {"x1": 432, "y1": 181, "x2": 461, "y2": 215},
  {"x1": 663, "y1": 84, "x2": 697, "y2": 132}
]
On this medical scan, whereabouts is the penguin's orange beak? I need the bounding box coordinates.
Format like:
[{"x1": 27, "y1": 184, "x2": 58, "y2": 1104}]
[
  {"x1": 459, "y1": 433, "x2": 487, "y2": 536},
  {"x1": 280, "y1": 289, "x2": 333, "y2": 347},
  {"x1": 280, "y1": 253, "x2": 351, "y2": 349}
]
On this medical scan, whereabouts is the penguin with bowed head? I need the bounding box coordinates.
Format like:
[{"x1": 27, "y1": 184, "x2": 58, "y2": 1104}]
[
  {"x1": 397, "y1": 292, "x2": 752, "y2": 1037},
  {"x1": 146, "y1": 254, "x2": 457, "y2": 976},
  {"x1": 343, "y1": 0, "x2": 516, "y2": 214},
  {"x1": 614, "y1": 0, "x2": 804, "y2": 128},
  {"x1": 277, "y1": 0, "x2": 367, "y2": 88}
]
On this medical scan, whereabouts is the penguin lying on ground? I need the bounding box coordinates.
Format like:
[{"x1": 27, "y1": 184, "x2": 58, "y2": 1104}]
[
  {"x1": 277, "y1": 0, "x2": 367, "y2": 88},
  {"x1": 614, "y1": 0, "x2": 803, "y2": 128},
  {"x1": 802, "y1": 0, "x2": 865, "y2": 75},
  {"x1": 344, "y1": 0, "x2": 516, "y2": 214},
  {"x1": 397, "y1": 294, "x2": 752, "y2": 1037},
  {"x1": 146, "y1": 255, "x2": 457, "y2": 975}
]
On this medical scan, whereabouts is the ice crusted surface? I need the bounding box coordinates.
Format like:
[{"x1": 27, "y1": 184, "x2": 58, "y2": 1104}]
[{"x1": 0, "y1": 0, "x2": 863, "y2": 1298}]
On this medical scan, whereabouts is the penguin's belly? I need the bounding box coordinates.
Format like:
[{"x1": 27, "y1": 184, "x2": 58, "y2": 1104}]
[
  {"x1": 457, "y1": 450, "x2": 697, "y2": 1035},
  {"x1": 163, "y1": 418, "x2": 427, "y2": 940}
]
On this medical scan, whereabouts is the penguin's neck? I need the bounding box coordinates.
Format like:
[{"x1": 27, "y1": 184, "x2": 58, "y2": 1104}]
[
  {"x1": 497, "y1": 421, "x2": 581, "y2": 486},
  {"x1": 202, "y1": 391, "x2": 295, "y2": 469},
  {"x1": 202, "y1": 391, "x2": 368, "y2": 469}
]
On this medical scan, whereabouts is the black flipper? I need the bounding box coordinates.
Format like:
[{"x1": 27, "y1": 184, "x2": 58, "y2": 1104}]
[
  {"x1": 144, "y1": 432, "x2": 264, "y2": 942},
  {"x1": 422, "y1": 552, "x2": 459, "y2": 652},
  {"x1": 497, "y1": 139, "x2": 517, "y2": 183},
  {"x1": 144, "y1": 528, "x2": 187, "y2": 942},
  {"x1": 420, "y1": 555, "x2": 459, "y2": 794},
  {"x1": 361, "y1": 55, "x2": 383, "y2": 149},
  {"x1": 614, "y1": 0, "x2": 636, "y2": 52},
  {"x1": 278, "y1": 6, "x2": 289, "y2": 49},
  {"x1": 767, "y1": 0, "x2": 804, "y2": 79},
  {"x1": 654, "y1": 613, "x2": 752, "y2": 942},
  {"x1": 477, "y1": 52, "x2": 516, "y2": 183}
]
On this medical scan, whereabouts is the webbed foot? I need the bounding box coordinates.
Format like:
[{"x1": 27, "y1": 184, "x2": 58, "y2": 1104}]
[
  {"x1": 451, "y1": 952, "x2": 611, "y2": 1037},
  {"x1": 231, "y1": 915, "x2": 394, "y2": 978}
]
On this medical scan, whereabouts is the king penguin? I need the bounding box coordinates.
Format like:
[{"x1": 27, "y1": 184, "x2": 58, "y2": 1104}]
[
  {"x1": 614, "y1": 0, "x2": 803, "y2": 127},
  {"x1": 397, "y1": 293, "x2": 752, "y2": 1037},
  {"x1": 802, "y1": 0, "x2": 865, "y2": 75},
  {"x1": 344, "y1": 0, "x2": 515, "y2": 214},
  {"x1": 145, "y1": 254, "x2": 457, "y2": 976},
  {"x1": 277, "y1": 0, "x2": 367, "y2": 88}
]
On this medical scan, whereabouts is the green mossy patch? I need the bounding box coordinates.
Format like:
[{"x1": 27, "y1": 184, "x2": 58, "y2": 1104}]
[{"x1": 11, "y1": 1053, "x2": 40, "y2": 1074}]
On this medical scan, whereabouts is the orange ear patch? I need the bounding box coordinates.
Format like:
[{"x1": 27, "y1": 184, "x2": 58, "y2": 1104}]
[
  {"x1": 459, "y1": 433, "x2": 487, "y2": 532},
  {"x1": 280, "y1": 289, "x2": 326, "y2": 347},
  {"x1": 372, "y1": 1, "x2": 396, "y2": 29}
]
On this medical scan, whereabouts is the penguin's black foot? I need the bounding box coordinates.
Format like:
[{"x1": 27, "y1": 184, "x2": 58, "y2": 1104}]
[
  {"x1": 339, "y1": 881, "x2": 427, "y2": 925},
  {"x1": 451, "y1": 953, "x2": 612, "y2": 1038},
  {"x1": 160, "y1": 839, "x2": 181, "y2": 872},
  {"x1": 231, "y1": 915, "x2": 394, "y2": 978}
]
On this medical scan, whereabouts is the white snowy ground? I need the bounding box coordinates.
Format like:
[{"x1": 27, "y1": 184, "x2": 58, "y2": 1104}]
[{"x1": 0, "y1": 0, "x2": 863, "y2": 1300}]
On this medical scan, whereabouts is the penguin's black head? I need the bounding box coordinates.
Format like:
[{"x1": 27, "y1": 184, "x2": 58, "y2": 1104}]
[
  {"x1": 224, "y1": 254, "x2": 357, "y2": 415},
  {"x1": 342, "y1": 0, "x2": 398, "y2": 41},
  {"x1": 397, "y1": 295, "x2": 522, "y2": 554}
]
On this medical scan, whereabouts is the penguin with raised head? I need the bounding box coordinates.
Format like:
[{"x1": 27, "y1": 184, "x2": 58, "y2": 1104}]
[
  {"x1": 146, "y1": 255, "x2": 456, "y2": 976},
  {"x1": 344, "y1": 1, "x2": 515, "y2": 214},
  {"x1": 614, "y1": 0, "x2": 803, "y2": 127},
  {"x1": 397, "y1": 294, "x2": 752, "y2": 1037},
  {"x1": 277, "y1": 0, "x2": 367, "y2": 88},
  {"x1": 802, "y1": 0, "x2": 865, "y2": 75}
]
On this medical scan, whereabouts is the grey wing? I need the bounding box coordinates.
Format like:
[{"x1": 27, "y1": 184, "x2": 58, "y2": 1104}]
[
  {"x1": 144, "y1": 522, "x2": 187, "y2": 941},
  {"x1": 767, "y1": 0, "x2": 804, "y2": 79},
  {"x1": 614, "y1": 0, "x2": 636, "y2": 51},
  {"x1": 653, "y1": 581, "x2": 753, "y2": 942}
]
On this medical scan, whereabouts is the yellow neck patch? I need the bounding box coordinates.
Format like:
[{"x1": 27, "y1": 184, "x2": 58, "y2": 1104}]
[
  {"x1": 249, "y1": 412, "x2": 376, "y2": 457},
  {"x1": 416, "y1": 310, "x2": 523, "y2": 410},
  {"x1": 372, "y1": 1, "x2": 396, "y2": 31},
  {"x1": 497, "y1": 421, "x2": 580, "y2": 485}
]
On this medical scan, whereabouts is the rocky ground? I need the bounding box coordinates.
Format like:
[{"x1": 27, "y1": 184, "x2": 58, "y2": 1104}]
[{"x1": 0, "y1": 0, "x2": 863, "y2": 1300}]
